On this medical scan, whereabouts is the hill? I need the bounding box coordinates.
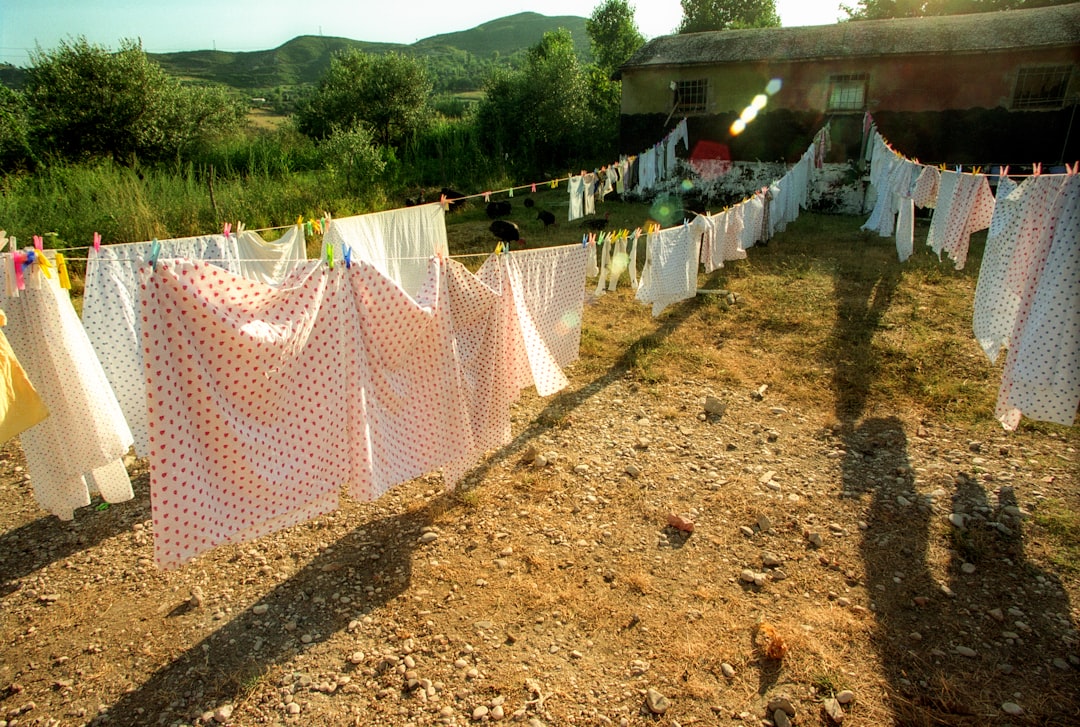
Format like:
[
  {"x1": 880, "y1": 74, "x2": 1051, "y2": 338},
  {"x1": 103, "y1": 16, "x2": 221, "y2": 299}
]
[{"x1": 148, "y1": 12, "x2": 590, "y2": 90}]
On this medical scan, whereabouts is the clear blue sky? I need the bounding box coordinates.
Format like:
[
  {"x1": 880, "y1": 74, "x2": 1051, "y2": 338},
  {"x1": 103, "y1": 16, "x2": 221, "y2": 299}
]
[{"x1": 0, "y1": 1, "x2": 847, "y2": 66}]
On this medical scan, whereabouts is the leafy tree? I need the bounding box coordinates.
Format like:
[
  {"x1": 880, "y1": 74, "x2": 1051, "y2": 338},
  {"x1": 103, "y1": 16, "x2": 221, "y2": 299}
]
[
  {"x1": 586, "y1": 0, "x2": 646, "y2": 73},
  {"x1": 678, "y1": 0, "x2": 781, "y2": 33},
  {"x1": 843, "y1": 0, "x2": 1071, "y2": 19},
  {"x1": 295, "y1": 50, "x2": 432, "y2": 149},
  {"x1": 319, "y1": 122, "x2": 386, "y2": 195},
  {"x1": 24, "y1": 37, "x2": 245, "y2": 163},
  {"x1": 0, "y1": 84, "x2": 33, "y2": 171},
  {"x1": 476, "y1": 30, "x2": 600, "y2": 178}
]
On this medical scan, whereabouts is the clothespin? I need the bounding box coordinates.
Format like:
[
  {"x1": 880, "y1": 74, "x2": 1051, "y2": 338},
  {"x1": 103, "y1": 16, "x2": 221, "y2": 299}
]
[
  {"x1": 55, "y1": 253, "x2": 71, "y2": 290},
  {"x1": 326, "y1": 243, "x2": 334, "y2": 270},
  {"x1": 222, "y1": 222, "x2": 232, "y2": 238},
  {"x1": 439, "y1": 194, "x2": 449, "y2": 211},
  {"x1": 1067, "y1": 162, "x2": 1078, "y2": 176},
  {"x1": 93, "y1": 231, "x2": 101, "y2": 254},
  {"x1": 507, "y1": 187, "x2": 514, "y2": 198},
  {"x1": 312, "y1": 218, "x2": 322, "y2": 235},
  {"x1": 148, "y1": 238, "x2": 161, "y2": 271},
  {"x1": 344, "y1": 245, "x2": 352, "y2": 269},
  {"x1": 483, "y1": 191, "x2": 491, "y2": 203},
  {"x1": 1000, "y1": 165, "x2": 1009, "y2": 179},
  {"x1": 34, "y1": 251, "x2": 53, "y2": 279},
  {"x1": 32, "y1": 235, "x2": 43, "y2": 251},
  {"x1": 581, "y1": 233, "x2": 588, "y2": 248},
  {"x1": 12, "y1": 250, "x2": 26, "y2": 290},
  {"x1": 972, "y1": 166, "x2": 982, "y2": 175},
  {"x1": 531, "y1": 183, "x2": 537, "y2": 193},
  {"x1": 296, "y1": 214, "x2": 305, "y2": 227},
  {"x1": 939, "y1": 163, "x2": 947, "y2": 171},
  {"x1": 494, "y1": 242, "x2": 503, "y2": 255},
  {"x1": 955, "y1": 164, "x2": 962, "y2": 174},
  {"x1": 237, "y1": 221, "x2": 246, "y2": 236},
  {"x1": 1033, "y1": 162, "x2": 1042, "y2": 176},
  {"x1": 550, "y1": 179, "x2": 557, "y2": 189},
  {"x1": 0, "y1": 230, "x2": 6, "y2": 253}
]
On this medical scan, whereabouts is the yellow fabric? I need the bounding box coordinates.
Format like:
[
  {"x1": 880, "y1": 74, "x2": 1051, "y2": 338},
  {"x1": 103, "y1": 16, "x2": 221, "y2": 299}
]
[{"x1": 0, "y1": 309, "x2": 49, "y2": 443}]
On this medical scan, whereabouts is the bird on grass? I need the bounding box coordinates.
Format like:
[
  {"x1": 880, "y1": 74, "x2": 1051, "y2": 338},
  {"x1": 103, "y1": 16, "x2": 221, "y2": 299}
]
[
  {"x1": 536, "y1": 210, "x2": 556, "y2": 228},
  {"x1": 486, "y1": 200, "x2": 512, "y2": 219},
  {"x1": 489, "y1": 220, "x2": 522, "y2": 244},
  {"x1": 523, "y1": 197, "x2": 535, "y2": 208},
  {"x1": 581, "y1": 212, "x2": 611, "y2": 231}
]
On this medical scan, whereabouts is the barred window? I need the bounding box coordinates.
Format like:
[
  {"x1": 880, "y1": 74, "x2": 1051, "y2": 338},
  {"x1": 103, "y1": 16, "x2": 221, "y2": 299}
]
[
  {"x1": 674, "y1": 79, "x2": 707, "y2": 114},
  {"x1": 827, "y1": 73, "x2": 868, "y2": 112},
  {"x1": 1013, "y1": 66, "x2": 1072, "y2": 110}
]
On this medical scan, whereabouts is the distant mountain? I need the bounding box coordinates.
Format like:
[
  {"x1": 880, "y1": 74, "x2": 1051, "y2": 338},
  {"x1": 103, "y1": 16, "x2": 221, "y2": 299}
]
[
  {"x1": 149, "y1": 12, "x2": 590, "y2": 90},
  {"x1": 0, "y1": 63, "x2": 26, "y2": 89}
]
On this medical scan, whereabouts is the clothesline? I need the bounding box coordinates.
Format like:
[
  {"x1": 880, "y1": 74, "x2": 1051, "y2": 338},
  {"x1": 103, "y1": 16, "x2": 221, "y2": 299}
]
[{"x1": 51, "y1": 250, "x2": 515, "y2": 264}]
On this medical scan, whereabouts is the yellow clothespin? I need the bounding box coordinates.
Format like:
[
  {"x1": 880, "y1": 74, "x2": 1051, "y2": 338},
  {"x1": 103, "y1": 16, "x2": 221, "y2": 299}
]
[
  {"x1": 55, "y1": 253, "x2": 71, "y2": 289},
  {"x1": 296, "y1": 214, "x2": 305, "y2": 227},
  {"x1": 35, "y1": 251, "x2": 54, "y2": 279},
  {"x1": 972, "y1": 166, "x2": 982, "y2": 176}
]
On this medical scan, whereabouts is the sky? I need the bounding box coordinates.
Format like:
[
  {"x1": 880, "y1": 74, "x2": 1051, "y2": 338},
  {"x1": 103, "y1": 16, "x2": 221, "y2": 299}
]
[{"x1": 0, "y1": 1, "x2": 849, "y2": 66}]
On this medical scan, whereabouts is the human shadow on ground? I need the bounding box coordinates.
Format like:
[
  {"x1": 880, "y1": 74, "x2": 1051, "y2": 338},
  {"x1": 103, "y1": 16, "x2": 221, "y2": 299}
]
[
  {"x1": 86, "y1": 507, "x2": 425, "y2": 727},
  {"x1": 827, "y1": 238, "x2": 1078, "y2": 724}
]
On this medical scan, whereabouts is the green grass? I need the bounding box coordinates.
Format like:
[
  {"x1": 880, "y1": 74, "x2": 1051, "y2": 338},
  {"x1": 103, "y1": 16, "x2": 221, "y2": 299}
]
[{"x1": 1033, "y1": 499, "x2": 1080, "y2": 574}]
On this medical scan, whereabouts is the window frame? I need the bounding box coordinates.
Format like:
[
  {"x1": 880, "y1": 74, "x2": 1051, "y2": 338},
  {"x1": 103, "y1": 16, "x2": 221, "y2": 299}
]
[
  {"x1": 673, "y1": 79, "x2": 708, "y2": 115},
  {"x1": 826, "y1": 73, "x2": 869, "y2": 113},
  {"x1": 1012, "y1": 65, "x2": 1073, "y2": 110}
]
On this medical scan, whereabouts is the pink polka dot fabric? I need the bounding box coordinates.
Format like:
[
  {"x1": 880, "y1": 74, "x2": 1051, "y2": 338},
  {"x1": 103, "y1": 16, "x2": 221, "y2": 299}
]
[
  {"x1": 141, "y1": 249, "x2": 589, "y2": 568},
  {"x1": 926, "y1": 171, "x2": 995, "y2": 270},
  {"x1": 995, "y1": 174, "x2": 1080, "y2": 430}
]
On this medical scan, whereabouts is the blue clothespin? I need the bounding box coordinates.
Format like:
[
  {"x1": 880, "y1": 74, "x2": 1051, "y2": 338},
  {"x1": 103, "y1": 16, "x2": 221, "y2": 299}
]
[
  {"x1": 344, "y1": 245, "x2": 352, "y2": 269},
  {"x1": 581, "y1": 234, "x2": 589, "y2": 248},
  {"x1": 148, "y1": 239, "x2": 161, "y2": 271}
]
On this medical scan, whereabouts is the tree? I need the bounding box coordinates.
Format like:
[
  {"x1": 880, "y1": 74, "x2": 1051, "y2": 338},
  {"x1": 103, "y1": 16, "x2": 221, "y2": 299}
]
[
  {"x1": 586, "y1": 0, "x2": 646, "y2": 73},
  {"x1": 24, "y1": 38, "x2": 244, "y2": 163},
  {"x1": 0, "y1": 84, "x2": 33, "y2": 171},
  {"x1": 295, "y1": 50, "x2": 431, "y2": 149},
  {"x1": 842, "y1": 0, "x2": 1071, "y2": 19},
  {"x1": 476, "y1": 30, "x2": 598, "y2": 178},
  {"x1": 678, "y1": 0, "x2": 781, "y2": 33}
]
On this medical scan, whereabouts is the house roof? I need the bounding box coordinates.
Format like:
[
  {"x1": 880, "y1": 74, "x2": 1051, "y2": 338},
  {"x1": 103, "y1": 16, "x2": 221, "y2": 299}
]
[{"x1": 615, "y1": 4, "x2": 1080, "y2": 77}]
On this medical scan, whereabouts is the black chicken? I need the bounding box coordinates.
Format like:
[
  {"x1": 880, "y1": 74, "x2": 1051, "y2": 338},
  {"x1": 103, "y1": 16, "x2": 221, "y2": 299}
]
[
  {"x1": 523, "y1": 197, "x2": 535, "y2": 208},
  {"x1": 486, "y1": 200, "x2": 512, "y2": 219},
  {"x1": 582, "y1": 212, "x2": 611, "y2": 231},
  {"x1": 536, "y1": 210, "x2": 556, "y2": 227},
  {"x1": 489, "y1": 220, "x2": 521, "y2": 243}
]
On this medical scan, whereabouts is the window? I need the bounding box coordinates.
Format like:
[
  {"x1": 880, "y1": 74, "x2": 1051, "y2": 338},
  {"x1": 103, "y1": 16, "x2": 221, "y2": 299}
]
[
  {"x1": 673, "y1": 79, "x2": 707, "y2": 114},
  {"x1": 827, "y1": 74, "x2": 868, "y2": 112},
  {"x1": 1012, "y1": 66, "x2": 1072, "y2": 110}
]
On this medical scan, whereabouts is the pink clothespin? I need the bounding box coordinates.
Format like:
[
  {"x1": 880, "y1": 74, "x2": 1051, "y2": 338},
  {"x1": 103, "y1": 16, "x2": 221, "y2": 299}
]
[
  {"x1": 1033, "y1": 162, "x2": 1042, "y2": 177},
  {"x1": 222, "y1": 222, "x2": 232, "y2": 238},
  {"x1": 32, "y1": 235, "x2": 43, "y2": 251},
  {"x1": 12, "y1": 250, "x2": 27, "y2": 290},
  {"x1": 1067, "y1": 162, "x2": 1078, "y2": 176},
  {"x1": 439, "y1": 194, "x2": 449, "y2": 211},
  {"x1": 483, "y1": 191, "x2": 491, "y2": 203},
  {"x1": 93, "y1": 232, "x2": 101, "y2": 253},
  {"x1": 531, "y1": 183, "x2": 537, "y2": 193}
]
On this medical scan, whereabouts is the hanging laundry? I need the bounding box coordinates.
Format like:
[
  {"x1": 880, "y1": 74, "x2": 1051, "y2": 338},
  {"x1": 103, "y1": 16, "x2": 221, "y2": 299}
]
[
  {"x1": 0, "y1": 307, "x2": 49, "y2": 443},
  {"x1": 0, "y1": 255, "x2": 133, "y2": 520},
  {"x1": 700, "y1": 207, "x2": 747, "y2": 273},
  {"x1": 594, "y1": 234, "x2": 612, "y2": 298},
  {"x1": 995, "y1": 174, "x2": 1080, "y2": 430},
  {"x1": 627, "y1": 229, "x2": 641, "y2": 290},
  {"x1": 637, "y1": 147, "x2": 658, "y2": 192},
  {"x1": 636, "y1": 223, "x2": 700, "y2": 316},
  {"x1": 666, "y1": 118, "x2": 689, "y2": 178},
  {"x1": 322, "y1": 202, "x2": 449, "y2": 299},
  {"x1": 741, "y1": 192, "x2": 766, "y2": 251},
  {"x1": 234, "y1": 224, "x2": 307, "y2": 286},
  {"x1": 972, "y1": 175, "x2": 1023, "y2": 362},
  {"x1": 502, "y1": 244, "x2": 590, "y2": 375},
  {"x1": 895, "y1": 195, "x2": 916, "y2": 263},
  {"x1": 583, "y1": 172, "x2": 598, "y2": 216},
  {"x1": 911, "y1": 165, "x2": 940, "y2": 209},
  {"x1": 568, "y1": 176, "x2": 585, "y2": 222},
  {"x1": 82, "y1": 234, "x2": 240, "y2": 456},
  {"x1": 926, "y1": 170, "x2": 995, "y2": 270}
]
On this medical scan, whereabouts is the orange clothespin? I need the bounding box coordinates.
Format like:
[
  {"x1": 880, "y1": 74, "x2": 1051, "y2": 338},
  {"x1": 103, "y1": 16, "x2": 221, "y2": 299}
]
[{"x1": 1033, "y1": 162, "x2": 1042, "y2": 177}]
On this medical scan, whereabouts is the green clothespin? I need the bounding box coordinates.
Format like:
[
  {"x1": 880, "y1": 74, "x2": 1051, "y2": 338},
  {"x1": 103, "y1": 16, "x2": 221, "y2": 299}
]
[{"x1": 326, "y1": 243, "x2": 334, "y2": 270}]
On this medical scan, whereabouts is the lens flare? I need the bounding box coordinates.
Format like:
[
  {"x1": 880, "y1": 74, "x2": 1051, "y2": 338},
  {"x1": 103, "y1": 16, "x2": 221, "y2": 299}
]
[
  {"x1": 740, "y1": 106, "x2": 758, "y2": 123},
  {"x1": 730, "y1": 118, "x2": 747, "y2": 135},
  {"x1": 766, "y1": 78, "x2": 782, "y2": 95},
  {"x1": 751, "y1": 94, "x2": 768, "y2": 111},
  {"x1": 680, "y1": 179, "x2": 694, "y2": 191},
  {"x1": 649, "y1": 194, "x2": 682, "y2": 226},
  {"x1": 609, "y1": 252, "x2": 629, "y2": 280}
]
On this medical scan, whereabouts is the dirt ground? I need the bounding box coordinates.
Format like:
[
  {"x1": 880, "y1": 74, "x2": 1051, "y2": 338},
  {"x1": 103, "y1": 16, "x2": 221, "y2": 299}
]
[{"x1": 0, "y1": 213, "x2": 1077, "y2": 727}]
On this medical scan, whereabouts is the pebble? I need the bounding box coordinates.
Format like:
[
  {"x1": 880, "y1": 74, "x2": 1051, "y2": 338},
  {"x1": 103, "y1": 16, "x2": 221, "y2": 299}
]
[
  {"x1": 740, "y1": 526, "x2": 755, "y2": 537},
  {"x1": 773, "y1": 710, "x2": 792, "y2": 727},
  {"x1": 960, "y1": 562, "x2": 976, "y2": 574},
  {"x1": 286, "y1": 702, "x2": 301, "y2": 715},
  {"x1": 835, "y1": 690, "x2": 854, "y2": 705},
  {"x1": 896, "y1": 495, "x2": 911, "y2": 507},
  {"x1": 704, "y1": 396, "x2": 727, "y2": 416},
  {"x1": 349, "y1": 651, "x2": 364, "y2": 665},
  {"x1": 645, "y1": 688, "x2": 669, "y2": 715},
  {"x1": 574, "y1": 464, "x2": 590, "y2": 475},
  {"x1": 759, "y1": 471, "x2": 776, "y2": 485},
  {"x1": 473, "y1": 705, "x2": 489, "y2": 720},
  {"x1": 490, "y1": 705, "x2": 504, "y2": 720},
  {"x1": 1001, "y1": 702, "x2": 1024, "y2": 716},
  {"x1": 624, "y1": 464, "x2": 641, "y2": 478},
  {"x1": 822, "y1": 697, "x2": 844, "y2": 724},
  {"x1": 807, "y1": 532, "x2": 823, "y2": 548},
  {"x1": 955, "y1": 646, "x2": 977, "y2": 658},
  {"x1": 721, "y1": 663, "x2": 736, "y2": 678},
  {"x1": 762, "y1": 552, "x2": 782, "y2": 567},
  {"x1": 757, "y1": 514, "x2": 773, "y2": 532},
  {"x1": 988, "y1": 608, "x2": 1004, "y2": 622},
  {"x1": 213, "y1": 704, "x2": 234, "y2": 723},
  {"x1": 740, "y1": 569, "x2": 757, "y2": 583},
  {"x1": 768, "y1": 697, "x2": 795, "y2": 716},
  {"x1": 252, "y1": 604, "x2": 269, "y2": 615},
  {"x1": 948, "y1": 513, "x2": 968, "y2": 530},
  {"x1": 419, "y1": 531, "x2": 439, "y2": 544}
]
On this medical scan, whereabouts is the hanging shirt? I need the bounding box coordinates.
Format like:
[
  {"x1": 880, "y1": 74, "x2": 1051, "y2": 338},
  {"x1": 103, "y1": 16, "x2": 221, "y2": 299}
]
[
  {"x1": 701, "y1": 206, "x2": 747, "y2": 273},
  {"x1": 636, "y1": 223, "x2": 699, "y2": 316},
  {"x1": 1, "y1": 258, "x2": 133, "y2": 520},
  {"x1": 895, "y1": 196, "x2": 916, "y2": 263},
  {"x1": 926, "y1": 171, "x2": 995, "y2": 270},
  {"x1": 666, "y1": 118, "x2": 689, "y2": 178},
  {"x1": 628, "y1": 229, "x2": 641, "y2": 290},
  {"x1": 583, "y1": 173, "x2": 598, "y2": 216},
  {"x1": 322, "y1": 202, "x2": 448, "y2": 299},
  {"x1": 0, "y1": 308, "x2": 49, "y2": 443},
  {"x1": 638, "y1": 148, "x2": 658, "y2": 192},
  {"x1": 234, "y1": 224, "x2": 307, "y2": 286},
  {"x1": 972, "y1": 176, "x2": 1023, "y2": 362},
  {"x1": 996, "y1": 174, "x2": 1080, "y2": 430},
  {"x1": 741, "y1": 193, "x2": 765, "y2": 251},
  {"x1": 568, "y1": 176, "x2": 585, "y2": 221},
  {"x1": 608, "y1": 233, "x2": 629, "y2": 291},
  {"x1": 82, "y1": 234, "x2": 240, "y2": 456}
]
